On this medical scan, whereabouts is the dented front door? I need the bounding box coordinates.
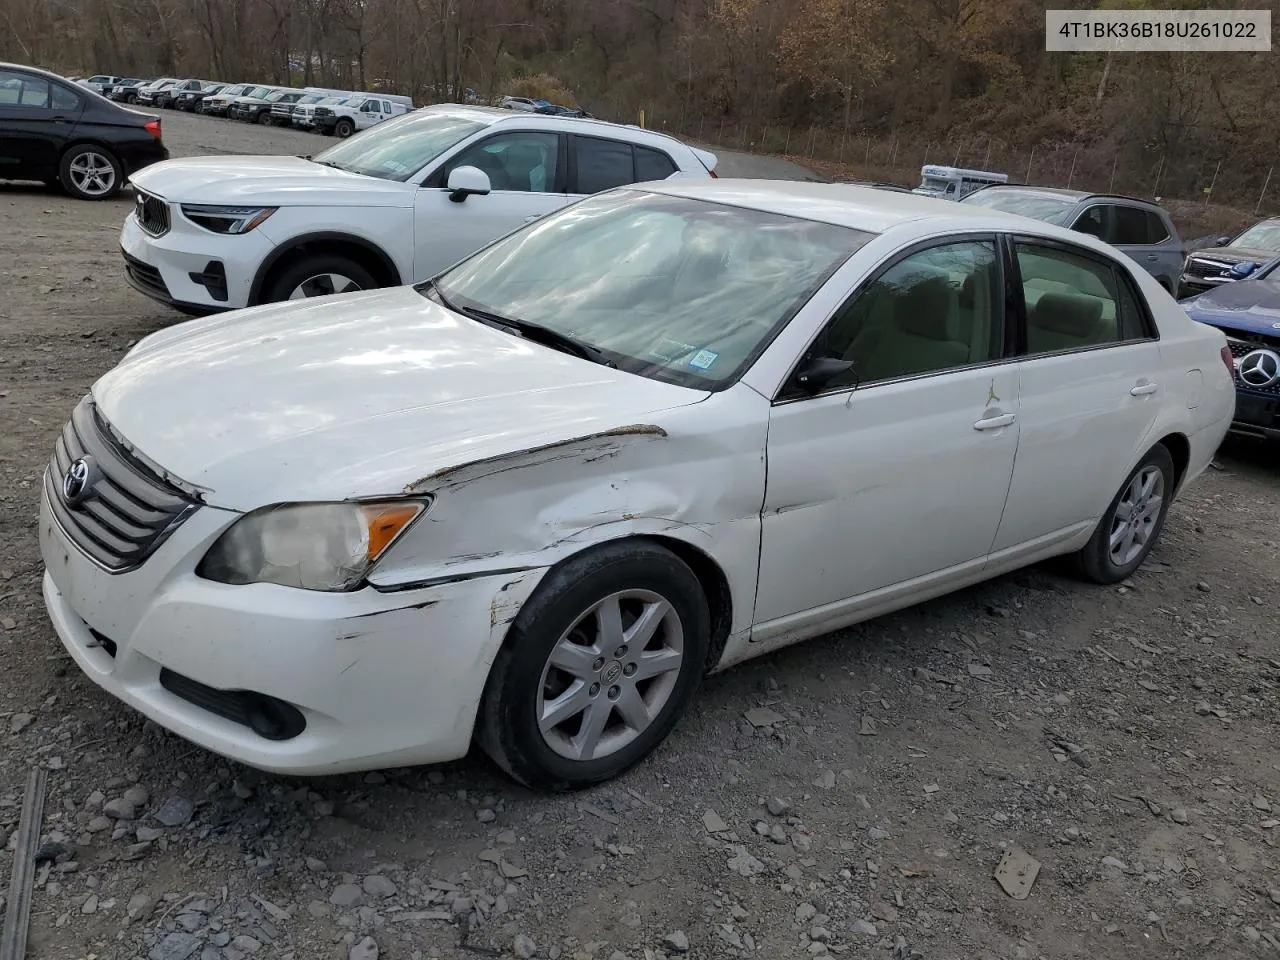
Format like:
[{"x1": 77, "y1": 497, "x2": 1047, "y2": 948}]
[{"x1": 754, "y1": 366, "x2": 1020, "y2": 624}]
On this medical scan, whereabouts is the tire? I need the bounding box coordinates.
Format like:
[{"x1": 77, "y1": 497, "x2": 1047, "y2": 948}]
[
  {"x1": 262, "y1": 253, "x2": 378, "y2": 304},
  {"x1": 477, "y1": 539, "x2": 711, "y2": 791},
  {"x1": 1073, "y1": 444, "x2": 1175, "y2": 584},
  {"x1": 257, "y1": 111, "x2": 272, "y2": 125},
  {"x1": 334, "y1": 118, "x2": 355, "y2": 138},
  {"x1": 59, "y1": 144, "x2": 122, "y2": 200}
]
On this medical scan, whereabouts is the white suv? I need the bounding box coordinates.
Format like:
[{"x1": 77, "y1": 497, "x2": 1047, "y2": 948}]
[{"x1": 119, "y1": 104, "x2": 719, "y2": 312}]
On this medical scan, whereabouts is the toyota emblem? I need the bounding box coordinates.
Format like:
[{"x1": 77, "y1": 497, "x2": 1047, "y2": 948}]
[
  {"x1": 61, "y1": 456, "x2": 95, "y2": 507},
  {"x1": 1237, "y1": 348, "x2": 1280, "y2": 388}
]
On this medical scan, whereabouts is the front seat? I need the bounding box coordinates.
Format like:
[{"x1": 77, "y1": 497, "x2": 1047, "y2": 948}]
[{"x1": 502, "y1": 142, "x2": 547, "y2": 192}]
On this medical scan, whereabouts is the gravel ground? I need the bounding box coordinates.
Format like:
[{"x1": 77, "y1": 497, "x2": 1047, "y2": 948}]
[{"x1": 1, "y1": 112, "x2": 1279, "y2": 960}]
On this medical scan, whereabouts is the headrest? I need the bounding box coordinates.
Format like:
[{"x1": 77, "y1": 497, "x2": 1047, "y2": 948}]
[
  {"x1": 1032, "y1": 292, "x2": 1104, "y2": 335},
  {"x1": 895, "y1": 275, "x2": 959, "y2": 340}
]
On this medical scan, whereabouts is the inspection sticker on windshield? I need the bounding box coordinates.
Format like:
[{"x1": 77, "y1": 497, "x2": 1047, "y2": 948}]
[{"x1": 688, "y1": 349, "x2": 719, "y2": 371}]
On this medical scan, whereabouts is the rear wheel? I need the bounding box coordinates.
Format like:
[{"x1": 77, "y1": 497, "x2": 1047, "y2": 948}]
[
  {"x1": 1073, "y1": 444, "x2": 1175, "y2": 584},
  {"x1": 478, "y1": 540, "x2": 710, "y2": 791},
  {"x1": 334, "y1": 118, "x2": 355, "y2": 138},
  {"x1": 262, "y1": 253, "x2": 377, "y2": 304},
  {"x1": 59, "y1": 145, "x2": 122, "y2": 200}
]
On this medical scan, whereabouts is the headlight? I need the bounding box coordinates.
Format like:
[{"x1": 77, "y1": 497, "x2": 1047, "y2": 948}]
[
  {"x1": 180, "y1": 204, "x2": 277, "y2": 235},
  {"x1": 197, "y1": 501, "x2": 427, "y2": 592}
]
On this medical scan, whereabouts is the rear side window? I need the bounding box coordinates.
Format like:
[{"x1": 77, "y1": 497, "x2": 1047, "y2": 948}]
[
  {"x1": 1143, "y1": 210, "x2": 1171, "y2": 243},
  {"x1": 1111, "y1": 205, "x2": 1153, "y2": 245},
  {"x1": 51, "y1": 84, "x2": 81, "y2": 111},
  {"x1": 636, "y1": 146, "x2": 678, "y2": 181},
  {"x1": 573, "y1": 137, "x2": 681, "y2": 194},
  {"x1": 575, "y1": 137, "x2": 634, "y2": 193},
  {"x1": 1015, "y1": 241, "x2": 1154, "y2": 354}
]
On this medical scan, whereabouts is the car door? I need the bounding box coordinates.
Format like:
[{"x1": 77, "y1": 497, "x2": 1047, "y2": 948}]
[
  {"x1": 753, "y1": 237, "x2": 1020, "y2": 636},
  {"x1": 990, "y1": 236, "x2": 1165, "y2": 556},
  {"x1": 0, "y1": 70, "x2": 78, "y2": 179},
  {"x1": 413, "y1": 129, "x2": 568, "y2": 279}
]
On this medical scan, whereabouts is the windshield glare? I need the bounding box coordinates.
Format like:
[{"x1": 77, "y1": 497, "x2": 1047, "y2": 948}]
[
  {"x1": 431, "y1": 190, "x2": 872, "y2": 389},
  {"x1": 961, "y1": 189, "x2": 1076, "y2": 225},
  {"x1": 1232, "y1": 222, "x2": 1280, "y2": 251},
  {"x1": 311, "y1": 111, "x2": 486, "y2": 181}
]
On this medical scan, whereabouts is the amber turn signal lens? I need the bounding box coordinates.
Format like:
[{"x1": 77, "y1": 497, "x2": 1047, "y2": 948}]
[{"x1": 360, "y1": 503, "x2": 424, "y2": 562}]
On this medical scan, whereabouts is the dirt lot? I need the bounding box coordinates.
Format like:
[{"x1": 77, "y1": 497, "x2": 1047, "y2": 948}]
[{"x1": 1, "y1": 112, "x2": 1279, "y2": 960}]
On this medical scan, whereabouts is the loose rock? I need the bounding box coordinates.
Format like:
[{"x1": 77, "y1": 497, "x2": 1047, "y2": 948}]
[
  {"x1": 154, "y1": 796, "x2": 194, "y2": 828},
  {"x1": 703, "y1": 809, "x2": 729, "y2": 833},
  {"x1": 766, "y1": 797, "x2": 790, "y2": 817},
  {"x1": 851, "y1": 919, "x2": 878, "y2": 936},
  {"x1": 363, "y1": 874, "x2": 397, "y2": 899},
  {"x1": 662, "y1": 931, "x2": 690, "y2": 954},
  {"x1": 349, "y1": 936, "x2": 379, "y2": 960},
  {"x1": 513, "y1": 933, "x2": 537, "y2": 958}
]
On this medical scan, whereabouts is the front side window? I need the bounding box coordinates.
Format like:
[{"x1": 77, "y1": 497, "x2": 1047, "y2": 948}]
[
  {"x1": 804, "y1": 240, "x2": 1003, "y2": 391},
  {"x1": 430, "y1": 190, "x2": 872, "y2": 389},
  {"x1": 310, "y1": 111, "x2": 487, "y2": 181},
  {"x1": 447, "y1": 131, "x2": 560, "y2": 193},
  {"x1": 1016, "y1": 242, "x2": 1151, "y2": 353},
  {"x1": 1072, "y1": 205, "x2": 1109, "y2": 239}
]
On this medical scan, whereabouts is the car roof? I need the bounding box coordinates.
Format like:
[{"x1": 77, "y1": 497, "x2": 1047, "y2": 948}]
[
  {"x1": 0, "y1": 62, "x2": 79, "y2": 83},
  {"x1": 971, "y1": 183, "x2": 1171, "y2": 211},
  {"x1": 422, "y1": 103, "x2": 698, "y2": 153},
  {"x1": 643, "y1": 178, "x2": 1115, "y2": 237}
]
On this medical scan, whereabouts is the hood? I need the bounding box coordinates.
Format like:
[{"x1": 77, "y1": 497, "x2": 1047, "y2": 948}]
[
  {"x1": 91, "y1": 287, "x2": 705, "y2": 511},
  {"x1": 1182, "y1": 275, "x2": 1280, "y2": 336},
  {"x1": 129, "y1": 156, "x2": 412, "y2": 206},
  {"x1": 1187, "y1": 246, "x2": 1279, "y2": 269}
]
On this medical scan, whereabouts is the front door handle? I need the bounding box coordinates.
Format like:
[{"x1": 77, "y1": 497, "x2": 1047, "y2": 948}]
[
  {"x1": 1130, "y1": 382, "x2": 1158, "y2": 396},
  {"x1": 522, "y1": 214, "x2": 541, "y2": 223},
  {"x1": 973, "y1": 413, "x2": 1016, "y2": 431},
  {"x1": 1145, "y1": 254, "x2": 1158, "y2": 261}
]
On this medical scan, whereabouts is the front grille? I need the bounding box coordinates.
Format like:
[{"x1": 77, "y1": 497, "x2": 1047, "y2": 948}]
[
  {"x1": 122, "y1": 251, "x2": 170, "y2": 299},
  {"x1": 1223, "y1": 331, "x2": 1280, "y2": 395},
  {"x1": 134, "y1": 190, "x2": 170, "y2": 237},
  {"x1": 314, "y1": 107, "x2": 333, "y2": 118},
  {"x1": 1185, "y1": 257, "x2": 1230, "y2": 280},
  {"x1": 45, "y1": 396, "x2": 199, "y2": 572}
]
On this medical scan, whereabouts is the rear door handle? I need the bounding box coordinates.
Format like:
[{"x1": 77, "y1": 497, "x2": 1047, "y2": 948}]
[
  {"x1": 1145, "y1": 254, "x2": 1158, "y2": 261},
  {"x1": 1130, "y1": 382, "x2": 1158, "y2": 396},
  {"x1": 522, "y1": 214, "x2": 541, "y2": 223},
  {"x1": 973, "y1": 413, "x2": 1016, "y2": 431}
]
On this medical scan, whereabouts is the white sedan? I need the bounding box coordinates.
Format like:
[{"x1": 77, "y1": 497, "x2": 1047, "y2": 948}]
[{"x1": 41, "y1": 182, "x2": 1234, "y2": 789}]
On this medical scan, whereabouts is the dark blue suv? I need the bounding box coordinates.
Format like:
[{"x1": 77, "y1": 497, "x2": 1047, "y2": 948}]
[{"x1": 1181, "y1": 261, "x2": 1280, "y2": 442}]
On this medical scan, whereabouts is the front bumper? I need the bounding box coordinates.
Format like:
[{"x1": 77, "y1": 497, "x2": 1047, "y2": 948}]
[
  {"x1": 120, "y1": 210, "x2": 270, "y2": 311},
  {"x1": 40, "y1": 484, "x2": 546, "y2": 775},
  {"x1": 1228, "y1": 390, "x2": 1280, "y2": 441}
]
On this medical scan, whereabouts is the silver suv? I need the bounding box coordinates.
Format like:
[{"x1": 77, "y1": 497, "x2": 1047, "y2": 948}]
[{"x1": 961, "y1": 186, "x2": 1186, "y2": 294}]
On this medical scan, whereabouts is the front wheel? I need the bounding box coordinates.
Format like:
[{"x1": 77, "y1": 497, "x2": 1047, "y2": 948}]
[
  {"x1": 262, "y1": 254, "x2": 377, "y2": 304},
  {"x1": 477, "y1": 540, "x2": 710, "y2": 791},
  {"x1": 258, "y1": 111, "x2": 273, "y2": 125},
  {"x1": 334, "y1": 118, "x2": 355, "y2": 138},
  {"x1": 1073, "y1": 444, "x2": 1175, "y2": 584},
  {"x1": 59, "y1": 145, "x2": 122, "y2": 200}
]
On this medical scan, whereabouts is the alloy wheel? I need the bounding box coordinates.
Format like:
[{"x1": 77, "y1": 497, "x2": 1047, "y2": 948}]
[
  {"x1": 287, "y1": 273, "x2": 363, "y2": 299},
  {"x1": 1108, "y1": 465, "x2": 1164, "y2": 567},
  {"x1": 535, "y1": 590, "x2": 685, "y2": 762},
  {"x1": 69, "y1": 152, "x2": 116, "y2": 197}
]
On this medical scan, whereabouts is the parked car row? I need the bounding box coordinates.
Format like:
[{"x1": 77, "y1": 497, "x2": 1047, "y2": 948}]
[{"x1": 103, "y1": 74, "x2": 414, "y2": 138}]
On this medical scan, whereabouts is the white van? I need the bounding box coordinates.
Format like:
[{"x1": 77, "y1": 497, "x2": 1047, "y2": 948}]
[{"x1": 913, "y1": 165, "x2": 1008, "y2": 200}]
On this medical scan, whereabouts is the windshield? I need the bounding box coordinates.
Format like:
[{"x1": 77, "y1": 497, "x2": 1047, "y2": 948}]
[
  {"x1": 920, "y1": 176, "x2": 952, "y2": 191},
  {"x1": 430, "y1": 190, "x2": 872, "y2": 389},
  {"x1": 1232, "y1": 222, "x2": 1280, "y2": 251},
  {"x1": 265, "y1": 90, "x2": 290, "y2": 102},
  {"x1": 298, "y1": 94, "x2": 324, "y2": 104},
  {"x1": 960, "y1": 189, "x2": 1077, "y2": 225},
  {"x1": 311, "y1": 111, "x2": 487, "y2": 181}
]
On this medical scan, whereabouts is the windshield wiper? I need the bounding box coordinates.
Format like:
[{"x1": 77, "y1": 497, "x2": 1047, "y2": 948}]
[
  {"x1": 423, "y1": 284, "x2": 614, "y2": 367},
  {"x1": 308, "y1": 157, "x2": 344, "y2": 170}
]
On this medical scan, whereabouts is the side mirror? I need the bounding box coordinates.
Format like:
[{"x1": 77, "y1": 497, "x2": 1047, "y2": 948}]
[
  {"x1": 793, "y1": 355, "x2": 854, "y2": 393},
  {"x1": 1214, "y1": 235, "x2": 1233, "y2": 247},
  {"x1": 447, "y1": 165, "x2": 491, "y2": 203}
]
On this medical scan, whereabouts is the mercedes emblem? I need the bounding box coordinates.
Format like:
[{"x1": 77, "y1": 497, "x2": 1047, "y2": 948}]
[{"x1": 1237, "y1": 348, "x2": 1280, "y2": 388}]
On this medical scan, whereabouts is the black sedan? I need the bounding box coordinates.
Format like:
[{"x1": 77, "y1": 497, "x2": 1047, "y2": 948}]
[
  {"x1": 0, "y1": 62, "x2": 167, "y2": 200},
  {"x1": 1181, "y1": 262, "x2": 1280, "y2": 442}
]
